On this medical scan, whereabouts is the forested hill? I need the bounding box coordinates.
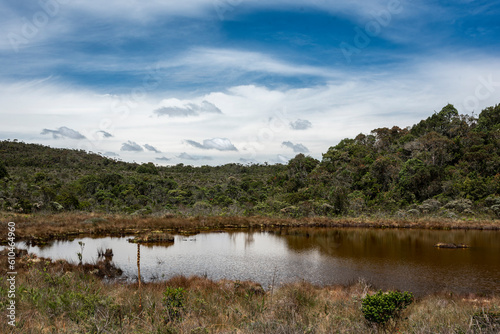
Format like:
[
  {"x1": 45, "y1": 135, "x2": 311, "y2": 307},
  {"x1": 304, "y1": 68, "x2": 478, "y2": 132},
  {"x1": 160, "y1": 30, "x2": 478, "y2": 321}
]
[{"x1": 0, "y1": 103, "x2": 499, "y2": 218}]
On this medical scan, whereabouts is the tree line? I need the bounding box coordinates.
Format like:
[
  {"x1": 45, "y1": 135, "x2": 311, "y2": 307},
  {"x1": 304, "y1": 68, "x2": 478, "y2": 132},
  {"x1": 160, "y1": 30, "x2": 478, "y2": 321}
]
[{"x1": 0, "y1": 103, "x2": 499, "y2": 218}]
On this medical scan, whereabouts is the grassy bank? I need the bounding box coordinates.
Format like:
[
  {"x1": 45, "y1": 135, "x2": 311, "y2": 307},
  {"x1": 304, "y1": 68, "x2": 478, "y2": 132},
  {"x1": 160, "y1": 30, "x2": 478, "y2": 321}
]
[
  {"x1": 1, "y1": 250, "x2": 499, "y2": 333},
  {"x1": 1, "y1": 211, "x2": 499, "y2": 244}
]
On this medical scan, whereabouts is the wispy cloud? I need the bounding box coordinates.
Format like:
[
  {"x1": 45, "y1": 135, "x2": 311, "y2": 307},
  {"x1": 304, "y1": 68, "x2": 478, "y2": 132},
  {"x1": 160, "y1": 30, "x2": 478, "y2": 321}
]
[
  {"x1": 172, "y1": 47, "x2": 340, "y2": 79},
  {"x1": 97, "y1": 130, "x2": 113, "y2": 138},
  {"x1": 177, "y1": 152, "x2": 213, "y2": 161},
  {"x1": 103, "y1": 151, "x2": 119, "y2": 157},
  {"x1": 277, "y1": 154, "x2": 290, "y2": 163},
  {"x1": 282, "y1": 141, "x2": 309, "y2": 153},
  {"x1": 154, "y1": 100, "x2": 222, "y2": 117},
  {"x1": 156, "y1": 156, "x2": 171, "y2": 162},
  {"x1": 41, "y1": 126, "x2": 85, "y2": 140},
  {"x1": 2, "y1": 0, "x2": 499, "y2": 167},
  {"x1": 120, "y1": 141, "x2": 143, "y2": 152},
  {"x1": 144, "y1": 144, "x2": 161, "y2": 153},
  {"x1": 290, "y1": 119, "x2": 312, "y2": 130},
  {"x1": 185, "y1": 138, "x2": 238, "y2": 151}
]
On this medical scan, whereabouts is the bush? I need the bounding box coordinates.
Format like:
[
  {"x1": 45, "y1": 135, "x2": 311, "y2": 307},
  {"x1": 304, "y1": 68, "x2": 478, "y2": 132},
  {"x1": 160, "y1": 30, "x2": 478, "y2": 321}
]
[
  {"x1": 0, "y1": 160, "x2": 8, "y2": 179},
  {"x1": 361, "y1": 290, "x2": 413, "y2": 330},
  {"x1": 444, "y1": 199, "x2": 473, "y2": 213},
  {"x1": 163, "y1": 287, "x2": 186, "y2": 323},
  {"x1": 418, "y1": 198, "x2": 441, "y2": 213},
  {"x1": 55, "y1": 191, "x2": 80, "y2": 210},
  {"x1": 136, "y1": 162, "x2": 159, "y2": 175}
]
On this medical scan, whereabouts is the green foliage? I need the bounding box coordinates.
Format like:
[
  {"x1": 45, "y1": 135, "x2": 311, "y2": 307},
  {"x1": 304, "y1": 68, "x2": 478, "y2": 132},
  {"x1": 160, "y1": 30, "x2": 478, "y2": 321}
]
[
  {"x1": 0, "y1": 160, "x2": 9, "y2": 179},
  {"x1": 24, "y1": 273, "x2": 117, "y2": 326},
  {"x1": 136, "y1": 162, "x2": 159, "y2": 175},
  {"x1": 163, "y1": 287, "x2": 186, "y2": 322},
  {"x1": 361, "y1": 290, "x2": 413, "y2": 329},
  {"x1": 411, "y1": 104, "x2": 459, "y2": 136},
  {"x1": 55, "y1": 190, "x2": 80, "y2": 210},
  {"x1": 476, "y1": 104, "x2": 500, "y2": 132}
]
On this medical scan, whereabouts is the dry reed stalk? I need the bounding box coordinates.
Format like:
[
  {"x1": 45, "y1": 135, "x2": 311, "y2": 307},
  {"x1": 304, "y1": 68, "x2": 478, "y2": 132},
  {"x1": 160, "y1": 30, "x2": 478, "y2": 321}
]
[{"x1": 137, "y1": 243, "x2": 142, "y2": 313}]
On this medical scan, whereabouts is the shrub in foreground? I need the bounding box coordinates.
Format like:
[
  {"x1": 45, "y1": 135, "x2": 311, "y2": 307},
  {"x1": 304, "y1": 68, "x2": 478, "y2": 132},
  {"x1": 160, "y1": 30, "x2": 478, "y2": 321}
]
[
  {"x1": 361, "y1": 290, "x2": 414, "y2": 331},
  {"x1": 163, "y1": 286, "x2": 186, "y2": 323}
]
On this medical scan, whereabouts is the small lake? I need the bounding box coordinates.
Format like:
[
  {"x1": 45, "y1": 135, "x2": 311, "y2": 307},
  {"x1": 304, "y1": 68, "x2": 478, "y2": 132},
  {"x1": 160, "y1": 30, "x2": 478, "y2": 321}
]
[{"x1": 15, "y1": 228, "x2": 500, "y2": 296}]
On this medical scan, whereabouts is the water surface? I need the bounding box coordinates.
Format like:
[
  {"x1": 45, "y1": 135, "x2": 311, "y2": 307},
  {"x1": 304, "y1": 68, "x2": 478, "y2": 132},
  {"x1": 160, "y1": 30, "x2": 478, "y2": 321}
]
[{"x1": 19, "y1": 228, "x2": 500, "y2": 296}]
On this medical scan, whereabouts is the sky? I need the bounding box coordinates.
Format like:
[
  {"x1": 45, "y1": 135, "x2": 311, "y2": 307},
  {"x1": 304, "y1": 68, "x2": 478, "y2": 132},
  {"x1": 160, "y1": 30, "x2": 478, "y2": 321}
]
[{"x1": 1, "y1": 0, "x2": 499, "y2": 166}]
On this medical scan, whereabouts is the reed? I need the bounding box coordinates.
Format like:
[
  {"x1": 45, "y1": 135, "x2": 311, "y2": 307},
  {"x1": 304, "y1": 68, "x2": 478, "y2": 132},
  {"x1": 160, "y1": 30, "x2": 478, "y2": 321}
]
[{"x1": 97, "y1": 247, "x2": 113, "y2": 259}]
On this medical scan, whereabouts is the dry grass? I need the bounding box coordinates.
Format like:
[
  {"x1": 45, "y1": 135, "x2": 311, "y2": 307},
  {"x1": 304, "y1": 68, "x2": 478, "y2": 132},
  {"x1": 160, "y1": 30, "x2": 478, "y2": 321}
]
[
  {"x1": 1, "y1": 211, "x2": 499, "y2": 243},
  {"x1": 1, "y1": 251, "x2": 499, "y2": 333}
]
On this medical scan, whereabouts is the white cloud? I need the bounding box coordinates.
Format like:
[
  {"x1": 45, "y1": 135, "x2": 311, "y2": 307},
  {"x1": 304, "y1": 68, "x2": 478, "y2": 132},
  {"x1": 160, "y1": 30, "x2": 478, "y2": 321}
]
[
  {"x1": 185, "y1": 138, "x2": 238, "y2": 151},
  {"x1": 97, "y1": 130, "x2": 113, "y2": 138},
  {"x1": 290, "y1": 119, "x2": 312, "y2": 130},
  {"x1": 282, "y1": 141, "x2": 309, "y2": 153},
  {"x1": 277, "y1": 154, "x2": 290, "y2": 163},
  {"x1": 154, "y1": 100, "x2": 222, "y2": 117},
  {"x1": 41, "y1": 126, "x2": 86, "y2": 139},
  {"x1": 121, "y1": 141, "x2": 143, "y2": 152},
  {"x1": 144, "y1": 144, "x2": 161, "y2": 153},
  {"x1": 1, "y1": 56, "x2": 500, "y2": 165},
  {"x1": 103, "y1": 151, "x2": 119, "y2": 157},
  {"x1": 167, "y1": 47, "x2": 341, "y2": 79},
  {"x1": 178, "y1": 152, "x2": 213, "y2": 161}
]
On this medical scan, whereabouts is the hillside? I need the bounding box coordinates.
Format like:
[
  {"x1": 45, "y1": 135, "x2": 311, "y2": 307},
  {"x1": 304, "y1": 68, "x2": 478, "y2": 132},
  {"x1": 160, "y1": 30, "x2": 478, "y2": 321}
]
[{"x1": 0, "y1": 103, "x2": 499, "y2": 219}]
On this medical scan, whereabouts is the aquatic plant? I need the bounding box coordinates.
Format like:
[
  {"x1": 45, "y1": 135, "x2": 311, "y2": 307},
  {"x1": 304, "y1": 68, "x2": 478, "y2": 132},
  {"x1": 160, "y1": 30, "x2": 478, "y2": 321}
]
[
  {"x1": 77, "y1": 241, "x2": 85, "y2": 265},
  {"x1": 97, "y1": 247, "x2": 113, "y2": 259}
]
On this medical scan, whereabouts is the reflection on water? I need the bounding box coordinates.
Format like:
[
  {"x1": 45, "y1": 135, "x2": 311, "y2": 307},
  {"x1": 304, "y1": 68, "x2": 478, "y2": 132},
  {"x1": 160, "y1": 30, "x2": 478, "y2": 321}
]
[{"x1": 18, "y1": 228, "x2": 500, "y2": 296}]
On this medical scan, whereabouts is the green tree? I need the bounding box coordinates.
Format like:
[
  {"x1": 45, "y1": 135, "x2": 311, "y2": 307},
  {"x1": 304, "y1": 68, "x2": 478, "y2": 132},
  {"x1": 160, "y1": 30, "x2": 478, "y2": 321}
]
[
  {"x1": 476, "y1": 104, "x2": 500, "y2": 133},
  {"x1": 0, "y1": 160, "x2": 8, "y2": 179},
  {"x1": 398, "y1": 158, "x2": 438, "y2": 201},
  {"x1": 285, "y1": 154, "x2": 319, "y2": 192},
  {"x1": 411, "y1": 104, "x2": 459, "y2": 137},
  {"x1": 136, "y1": 162, "x2": 159, "y2": 175}
]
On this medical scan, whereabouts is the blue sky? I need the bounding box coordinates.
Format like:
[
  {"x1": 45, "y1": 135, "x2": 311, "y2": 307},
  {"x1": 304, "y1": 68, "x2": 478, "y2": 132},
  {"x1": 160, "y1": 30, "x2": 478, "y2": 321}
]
[{"x1": 1, "y1": 0, "x2": 499, "y2": 165}]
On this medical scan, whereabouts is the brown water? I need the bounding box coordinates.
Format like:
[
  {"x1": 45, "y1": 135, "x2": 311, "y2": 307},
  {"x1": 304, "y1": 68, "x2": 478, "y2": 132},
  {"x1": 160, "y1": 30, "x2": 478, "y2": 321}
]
[{"x1": 19, "y1": 228, "x2": 500, "y2": 296}]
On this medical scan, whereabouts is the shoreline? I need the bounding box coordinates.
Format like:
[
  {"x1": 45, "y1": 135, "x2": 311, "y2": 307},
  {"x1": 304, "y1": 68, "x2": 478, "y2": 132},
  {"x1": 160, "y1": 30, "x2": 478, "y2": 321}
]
[
  {"x1": 1, "y1": 211, "x2": 499, "y2": 244},
  {"x1": 2, "y1": 215, "x2": 499, "y2": 332},
  {"x1": 1, "y1": 249, "x2": 499, "y2": 333}
]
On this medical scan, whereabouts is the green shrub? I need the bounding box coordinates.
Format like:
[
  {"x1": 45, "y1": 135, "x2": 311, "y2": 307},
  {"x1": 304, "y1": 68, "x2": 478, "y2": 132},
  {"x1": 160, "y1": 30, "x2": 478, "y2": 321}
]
[
  {"x1": 361, "y1": 290, "x2": 413, "y2": 330},
  {"x1": 55, "y1": 190, "x2": 80, "y2": 210},
  {"x1": 163, "y1": 287, "x2": 186, "y2": 323},
  {"x1": 0, "y1": 160, "x2": 8, "y2": 179},
  {"x1": 136, "y1": 162, "x2": 159, "y2": 174}
]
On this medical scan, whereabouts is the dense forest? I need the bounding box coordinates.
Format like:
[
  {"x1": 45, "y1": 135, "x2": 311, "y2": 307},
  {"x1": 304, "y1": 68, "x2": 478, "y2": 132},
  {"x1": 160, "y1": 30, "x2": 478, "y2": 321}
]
[{"x1": 1, "y1": 103, "x2": 499, "y2": 219}]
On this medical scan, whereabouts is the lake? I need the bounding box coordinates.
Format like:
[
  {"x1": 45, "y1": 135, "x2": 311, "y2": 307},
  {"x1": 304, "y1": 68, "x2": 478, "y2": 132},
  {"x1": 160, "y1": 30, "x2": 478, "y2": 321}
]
[{"x1": 16, "y1": 227, "x2": 500, "y2": 296}]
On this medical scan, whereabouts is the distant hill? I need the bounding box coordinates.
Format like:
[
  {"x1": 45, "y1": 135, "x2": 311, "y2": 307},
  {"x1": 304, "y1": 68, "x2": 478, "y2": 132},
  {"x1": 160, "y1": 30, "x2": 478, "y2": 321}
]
[
  {"x1": 0, "y1": 141, "x2": 129, "y2": 170},
  {"x1": 0, "y1": 103, "x2": 499, "y2": 218}
]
